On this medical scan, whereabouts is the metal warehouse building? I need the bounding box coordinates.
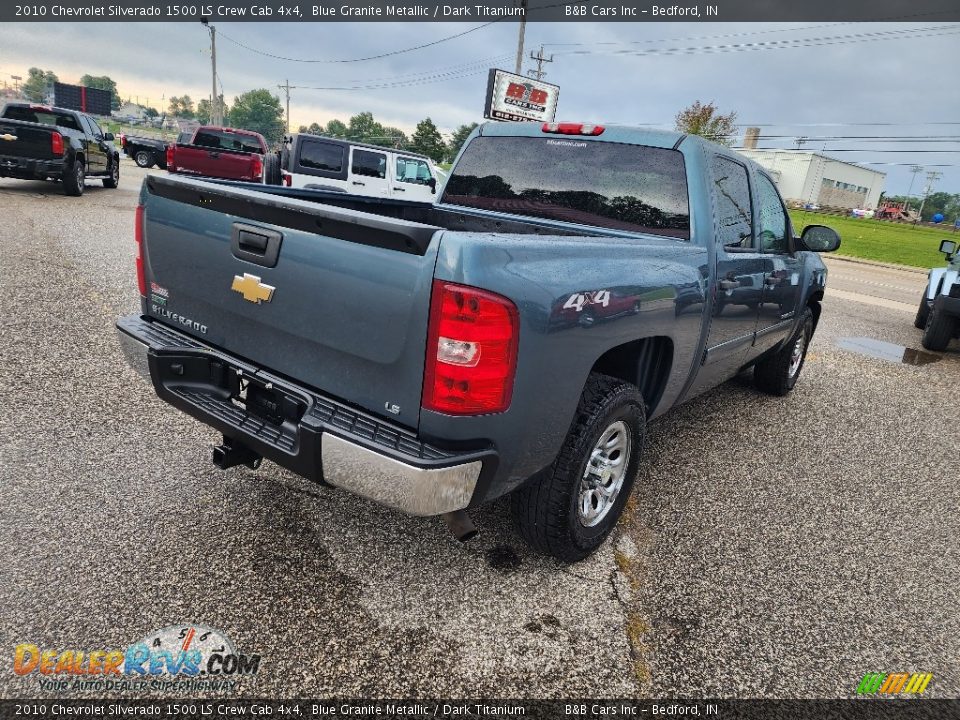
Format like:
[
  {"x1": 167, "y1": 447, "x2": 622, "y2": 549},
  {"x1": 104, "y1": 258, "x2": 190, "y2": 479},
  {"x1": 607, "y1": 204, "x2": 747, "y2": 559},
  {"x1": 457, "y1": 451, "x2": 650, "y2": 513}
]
[{"x1": 736, "y1": 148, "x2": 886, "y2": 211}]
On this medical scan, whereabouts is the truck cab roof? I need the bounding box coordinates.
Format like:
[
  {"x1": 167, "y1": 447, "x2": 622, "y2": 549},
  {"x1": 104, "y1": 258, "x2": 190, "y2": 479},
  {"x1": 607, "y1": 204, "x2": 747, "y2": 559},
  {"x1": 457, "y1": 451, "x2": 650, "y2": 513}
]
[{"x1": 477, "y1": 120, "x2": 687, "y2": 150}]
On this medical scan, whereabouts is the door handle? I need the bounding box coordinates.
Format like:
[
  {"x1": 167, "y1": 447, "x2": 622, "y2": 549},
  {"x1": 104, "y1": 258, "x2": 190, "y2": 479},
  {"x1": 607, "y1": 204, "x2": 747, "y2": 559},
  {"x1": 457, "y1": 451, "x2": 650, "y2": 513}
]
[
  {"x1": 393, "y1": 186, "x2": 405, "y2": 192},
  {"x1": 718, "y1": 279, "x2": 739, "y2": 291},
  {"x1": 764, "y1": 275, "x2": 782, "y2": 287},
  {"x1": 208, "y1": 151, "x2": 220, "y2": 159},
  {"x1": 352, "y1": 181, "x2": 365, "y2": 186}
]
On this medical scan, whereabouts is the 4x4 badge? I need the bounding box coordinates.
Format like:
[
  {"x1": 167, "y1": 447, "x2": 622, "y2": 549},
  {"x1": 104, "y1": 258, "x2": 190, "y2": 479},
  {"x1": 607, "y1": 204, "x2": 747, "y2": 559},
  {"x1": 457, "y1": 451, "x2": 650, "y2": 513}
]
[{"x1": 231, "y1": 273, "x2": 275, "y2": 304}]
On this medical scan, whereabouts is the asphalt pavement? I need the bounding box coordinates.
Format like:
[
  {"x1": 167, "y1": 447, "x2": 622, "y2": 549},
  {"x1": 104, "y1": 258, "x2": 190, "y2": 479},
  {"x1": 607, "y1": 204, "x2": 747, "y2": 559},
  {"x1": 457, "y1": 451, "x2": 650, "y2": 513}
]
[{"x1": 0, "y1": 163, "x2": 957, "y2": 700}]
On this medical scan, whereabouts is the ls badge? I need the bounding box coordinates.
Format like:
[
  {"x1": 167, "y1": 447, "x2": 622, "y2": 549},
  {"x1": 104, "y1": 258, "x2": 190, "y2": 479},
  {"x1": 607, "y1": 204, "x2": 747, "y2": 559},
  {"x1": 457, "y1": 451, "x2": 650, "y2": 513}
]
[{"x1": 231, "y1": 273, "x2": 275, "y2": 304}]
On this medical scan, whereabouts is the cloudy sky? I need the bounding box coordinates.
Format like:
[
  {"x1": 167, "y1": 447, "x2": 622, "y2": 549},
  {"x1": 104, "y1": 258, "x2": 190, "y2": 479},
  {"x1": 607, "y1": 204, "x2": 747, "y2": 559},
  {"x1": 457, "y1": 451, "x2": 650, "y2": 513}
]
[{"x1": 1, "y1": 20, "x2": 958, "y2": 195}]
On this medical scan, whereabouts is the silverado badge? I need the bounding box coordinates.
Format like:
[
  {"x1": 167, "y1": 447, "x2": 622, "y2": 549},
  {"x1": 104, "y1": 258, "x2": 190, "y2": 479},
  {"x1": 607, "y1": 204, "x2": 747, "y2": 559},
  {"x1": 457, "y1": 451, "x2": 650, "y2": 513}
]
[
  {"x1": 231, "y1": 273, "x2": 275, "y2": 304},
  {"x1": 0, "y1": 133, "x2": 17, "y2": 142}
]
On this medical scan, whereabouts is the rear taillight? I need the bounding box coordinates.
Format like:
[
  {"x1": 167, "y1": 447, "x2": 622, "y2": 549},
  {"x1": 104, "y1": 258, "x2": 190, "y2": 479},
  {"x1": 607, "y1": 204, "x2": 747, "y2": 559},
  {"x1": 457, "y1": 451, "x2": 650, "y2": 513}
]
[
  {"x1": 282, "y1": 171, "x2": 292, "y2": 187},
  {"x1": 541, "y1": 122, "x2": 605, "y2": 136},
  {"x1": 51, "y1": 132, "x2": 64, "y2": 156},
  {"x1": 251, "y1": 155, "x2": 263, "y2": 180},
  {"x1": 423, "y1": 281, "x2": 519, "y2": 415},
  {"x1": 134, "y1": 204, "x2": 146, "y2": 297},
  {"x1": 165, "y1": 144, "x2": 174, "y2": 169}
]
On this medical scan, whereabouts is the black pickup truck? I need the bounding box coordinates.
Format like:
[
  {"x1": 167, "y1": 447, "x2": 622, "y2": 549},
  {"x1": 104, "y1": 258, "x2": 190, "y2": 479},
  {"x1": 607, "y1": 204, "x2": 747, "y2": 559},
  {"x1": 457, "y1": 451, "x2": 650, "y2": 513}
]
[
  {"x1": 121, "y1": 133, "x2": 170, "y2": 169},
  {"x1": 0, "y1": 102, "x2": 120, "y2": 196}
]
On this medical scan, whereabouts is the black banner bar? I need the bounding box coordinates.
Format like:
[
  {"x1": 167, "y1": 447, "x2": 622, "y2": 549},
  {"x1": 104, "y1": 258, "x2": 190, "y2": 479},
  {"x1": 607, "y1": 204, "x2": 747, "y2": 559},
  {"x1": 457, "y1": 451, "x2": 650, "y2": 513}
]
[
  {"x1": 1, "y1": 700, "x2": 960, "y2": 720},
  {"x1": 4, "y1": 0, "x2": 960, "y2": 22}
]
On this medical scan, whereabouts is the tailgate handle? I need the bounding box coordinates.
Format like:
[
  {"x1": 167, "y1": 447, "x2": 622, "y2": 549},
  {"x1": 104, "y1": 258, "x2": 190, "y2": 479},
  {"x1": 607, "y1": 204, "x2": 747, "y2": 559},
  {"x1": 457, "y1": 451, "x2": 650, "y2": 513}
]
[{"x1": 231, "y1": 223, "x2": 282, "y2": 268}]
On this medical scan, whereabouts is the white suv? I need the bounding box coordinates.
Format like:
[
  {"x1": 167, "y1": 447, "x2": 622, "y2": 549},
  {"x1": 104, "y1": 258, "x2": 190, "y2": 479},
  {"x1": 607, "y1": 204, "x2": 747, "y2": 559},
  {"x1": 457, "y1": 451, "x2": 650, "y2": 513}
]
[
  {"x1": 278, "y1": 134, "x2": 439, "y2": 202},
  {"x1": 915, "y1": 238, "x2": 960, "y2": 351}
]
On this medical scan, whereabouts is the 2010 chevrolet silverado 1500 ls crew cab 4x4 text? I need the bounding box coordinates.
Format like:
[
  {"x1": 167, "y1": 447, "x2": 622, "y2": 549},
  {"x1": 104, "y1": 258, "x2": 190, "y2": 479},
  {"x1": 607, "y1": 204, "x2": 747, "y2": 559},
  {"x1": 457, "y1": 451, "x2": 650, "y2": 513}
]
[{"x1": 117, "y1": 122, "x2": 840, "y2": 561}]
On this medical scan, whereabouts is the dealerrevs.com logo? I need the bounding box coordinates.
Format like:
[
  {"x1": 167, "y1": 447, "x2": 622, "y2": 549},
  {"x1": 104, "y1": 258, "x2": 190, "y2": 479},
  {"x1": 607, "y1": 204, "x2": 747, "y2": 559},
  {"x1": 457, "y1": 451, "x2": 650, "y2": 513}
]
[{"x1": 13, "y1": 625, "x2": 260, "y2": 693}]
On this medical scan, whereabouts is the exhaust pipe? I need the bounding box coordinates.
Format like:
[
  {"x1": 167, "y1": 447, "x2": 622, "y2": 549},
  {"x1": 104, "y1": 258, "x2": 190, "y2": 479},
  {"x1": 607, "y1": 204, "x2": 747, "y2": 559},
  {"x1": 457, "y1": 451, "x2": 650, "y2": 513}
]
[
  {"x1": 443, "y1": 510, "x2": 478, "y2": 543},
  {"x1": 212, "y1": 436, "x2": 262, "y2": 471}
]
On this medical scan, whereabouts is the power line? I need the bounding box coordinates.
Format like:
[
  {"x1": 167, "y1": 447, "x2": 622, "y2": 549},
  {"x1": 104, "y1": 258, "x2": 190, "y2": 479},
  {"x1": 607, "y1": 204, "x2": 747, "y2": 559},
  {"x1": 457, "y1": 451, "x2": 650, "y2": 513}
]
[
  {"x1": 554, "y1": 25, "x2": 960, "y2": 59},
  {"x1": 217, "y1": 22, "x2": 497, "y2": 63},
  {"x1": 291, "y1": 57, "x2": 512, "y2": 91}
]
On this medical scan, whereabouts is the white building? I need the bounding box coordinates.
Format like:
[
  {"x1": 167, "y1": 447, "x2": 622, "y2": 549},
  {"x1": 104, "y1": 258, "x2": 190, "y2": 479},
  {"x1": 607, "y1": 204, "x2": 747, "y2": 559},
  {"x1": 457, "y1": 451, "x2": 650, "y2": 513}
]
[{"x1": 736, "y1": 149, "x2": 886, "y2": 211}]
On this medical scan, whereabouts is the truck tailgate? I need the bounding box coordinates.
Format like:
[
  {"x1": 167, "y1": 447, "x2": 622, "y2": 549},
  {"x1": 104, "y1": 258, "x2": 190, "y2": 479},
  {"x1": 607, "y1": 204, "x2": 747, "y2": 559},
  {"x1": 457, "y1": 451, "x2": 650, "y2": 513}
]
[
  {"x1": 0, "y1": 120, "x2": 57, "y2": 160},
  {"x1": 140, "y1": 175, "x2": 442, "y2": 429},
  {"x1": 170, "y1": 144, "x2": 259, "y2": 181}
]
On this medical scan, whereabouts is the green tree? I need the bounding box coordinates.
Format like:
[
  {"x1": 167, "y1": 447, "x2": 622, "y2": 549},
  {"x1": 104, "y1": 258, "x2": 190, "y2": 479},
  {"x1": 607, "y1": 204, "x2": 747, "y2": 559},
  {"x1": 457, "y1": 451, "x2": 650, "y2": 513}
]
[
  {"x1": 79, "y1": 74, "x2": 121, "y2": 110},
  {"x1": 347, "y1": 112, "x2": 386, "y2": 144},
  {"x1": 196, "y1": 95, "x2": 227, "y2": 124},
  {"x1": 21, "y1": 67, "x2": 58, "y2": 103},
  {"x1": 446, "y1": 122, "x2": 478, "y2": 162},
  {"x1": 408, "y1": 117, "x2": 446, "y2": 162},
  {"x1": 920, "y1": 192, "x2": 960, "y2": 222},
  {"x1": 168, "y1": 95, "x2": 195, "y2": 118},
  {"x1": 674, "y1": 101, "x2": 737, "y2": 146},
  {"x1": 325, "y1": 119, "x2": 349, "y2": 138},
  {"x1": 228, "y1": 89, "x2": 285, "y2": 144},
  {"x1": 143, "y1": 107, "x2": 159, "y2": 119},
  {"x1": 381, "y1": 126, "x2": 409, "y2": 149},
  {"x1": 298, "y1": 122, "x2": 325, "y2": 135}
]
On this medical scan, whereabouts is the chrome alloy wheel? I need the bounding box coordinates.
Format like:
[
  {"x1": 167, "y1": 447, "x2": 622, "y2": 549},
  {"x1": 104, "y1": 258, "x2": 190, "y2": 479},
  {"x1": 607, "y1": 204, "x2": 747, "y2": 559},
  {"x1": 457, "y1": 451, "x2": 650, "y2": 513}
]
[
  {"x1": 578, "y1": 420, "x2": 631, "y2": 527},
  {"x1": 788, "y1": 331, "x2": 808, "y2": 378}
]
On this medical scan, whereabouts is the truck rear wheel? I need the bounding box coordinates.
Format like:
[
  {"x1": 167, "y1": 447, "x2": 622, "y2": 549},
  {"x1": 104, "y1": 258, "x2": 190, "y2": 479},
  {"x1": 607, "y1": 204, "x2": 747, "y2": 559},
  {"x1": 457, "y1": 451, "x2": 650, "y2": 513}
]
[
  {"x1": 511, "y1": 373, "x2": 645, "y2": 562},
  {"x1": 914, "y1": 287, "x2": 931, "y2": 329},
  {"x1": 753, "y1": 308, "x2": 813, "y2": 396},
  {"x1": 63, "y1": 160, "x2": 85, "y2": 196},
  {"x1": 134, "y1": 150, "x2": 155, "y2": 169},
  {"x1": 921, "y1": 302, "x2": 955, "y2": 351}
]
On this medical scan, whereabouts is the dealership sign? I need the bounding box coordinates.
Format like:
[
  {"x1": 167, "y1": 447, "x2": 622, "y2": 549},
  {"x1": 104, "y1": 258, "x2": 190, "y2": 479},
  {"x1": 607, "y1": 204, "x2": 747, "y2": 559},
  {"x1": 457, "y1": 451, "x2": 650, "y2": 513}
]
[{"x1": 483, "y1": 69, "x2": 560, "y2": 123}]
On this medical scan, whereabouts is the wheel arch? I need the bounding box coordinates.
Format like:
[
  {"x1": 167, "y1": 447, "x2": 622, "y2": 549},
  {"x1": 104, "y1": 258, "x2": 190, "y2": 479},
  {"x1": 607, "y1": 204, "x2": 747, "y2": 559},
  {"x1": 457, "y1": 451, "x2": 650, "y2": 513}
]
[
  {"x1": 807, "y1": 290, "x2": 823, "y2": 330},
  {"x1": 588, "y1": 336, "x2": 673, "y2": 417}
]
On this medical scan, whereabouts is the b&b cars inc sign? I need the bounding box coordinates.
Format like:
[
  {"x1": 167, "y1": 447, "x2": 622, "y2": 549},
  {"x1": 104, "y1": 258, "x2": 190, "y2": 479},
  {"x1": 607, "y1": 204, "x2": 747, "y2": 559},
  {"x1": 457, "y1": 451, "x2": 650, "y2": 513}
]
[{"x1": 483, "y1": 69, "x2": 560, "y2": 123}]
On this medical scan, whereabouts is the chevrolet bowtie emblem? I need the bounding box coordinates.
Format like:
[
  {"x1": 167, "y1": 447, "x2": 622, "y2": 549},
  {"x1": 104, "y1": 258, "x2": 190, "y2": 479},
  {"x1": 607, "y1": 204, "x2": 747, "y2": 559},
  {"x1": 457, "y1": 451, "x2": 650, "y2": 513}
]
[
  {"x1": 0, "y1": 134, "x2": 17, "y2": 142},
  {"x1": 231, "y1": 273, "x2": 275, "y2": 304}
]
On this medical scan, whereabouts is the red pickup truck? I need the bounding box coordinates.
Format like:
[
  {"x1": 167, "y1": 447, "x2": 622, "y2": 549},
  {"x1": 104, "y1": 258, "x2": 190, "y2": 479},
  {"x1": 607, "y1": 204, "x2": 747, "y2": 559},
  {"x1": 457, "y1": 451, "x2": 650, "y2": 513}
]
[{"x1": 166, "y1": 126, "x2": 278, "y2": 183}]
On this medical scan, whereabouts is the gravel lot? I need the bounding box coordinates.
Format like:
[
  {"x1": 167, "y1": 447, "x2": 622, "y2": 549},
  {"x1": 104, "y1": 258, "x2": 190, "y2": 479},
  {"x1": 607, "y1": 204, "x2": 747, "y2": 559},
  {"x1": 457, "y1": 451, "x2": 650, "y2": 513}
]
[{"x1": 0, "y1": 163, "x2": 957, "y2": 699}]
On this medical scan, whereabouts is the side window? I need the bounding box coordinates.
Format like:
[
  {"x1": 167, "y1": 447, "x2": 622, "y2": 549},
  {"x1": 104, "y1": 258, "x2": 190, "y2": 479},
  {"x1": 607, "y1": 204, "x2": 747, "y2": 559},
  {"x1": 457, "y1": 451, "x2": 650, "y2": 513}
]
[
  {"x1": 79, "y1": 115, "x2": 95, "y2": 135},
  {"x1": 352, "y1": 149, "x2": 386, "y2": 179},
  {"x1": 299, "y1": 140, "x2": 344, "y2": 173},
  {"x1": 395, "y1": 157, "x2": 431, "y2": 185},
  {"x1": 710, "y1": 156, "x2": 753, "y2": 249},
  {"x1": 89, "y1": 117, "x2": 104, "y2": 137},
  {"x1": 755, "y1": 174, "x2": 789, "y2": 253}
]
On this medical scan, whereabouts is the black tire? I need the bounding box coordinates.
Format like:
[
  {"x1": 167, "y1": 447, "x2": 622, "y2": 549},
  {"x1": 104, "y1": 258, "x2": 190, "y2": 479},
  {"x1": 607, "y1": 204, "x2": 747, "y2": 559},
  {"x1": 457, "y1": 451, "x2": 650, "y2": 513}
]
[
  {"x1": 921, "y1": 301, "x2": 955, "y2": 351},
  {"x1": 914, "y1": 288, "x2": 931, "y2": 329},
  {"x1": 134, "y1": 150, "x2": 155, "y2": 169},
  {"x1": 102, "y1": 157, "x2": 120, "y2": 188},
  {"x1": 63, "y1": 160, "x2": 85, "y2": 196},
  {"x1": 753, "y1": 307, "x2": 814, "y2": 396},
  {"x1": 263, "y1": 152, "x2": 281, "y2": 185},
  {"x1": 511, "y1": 373, "x2": 645, "y2": 562}
]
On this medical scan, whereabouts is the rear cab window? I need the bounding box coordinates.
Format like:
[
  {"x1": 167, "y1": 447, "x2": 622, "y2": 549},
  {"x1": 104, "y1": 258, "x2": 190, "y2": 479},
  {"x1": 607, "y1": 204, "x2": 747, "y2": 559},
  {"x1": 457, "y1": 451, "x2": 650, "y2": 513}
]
[
  {"x1": 192, "y1": 129, "x2": 263, "y2": 154},
  {"x1": 2, "y1": 106, "x2": 81, "y2": 131},
  {"x1": 442, "y1": 135, "x2": 690, "y2": 238}
]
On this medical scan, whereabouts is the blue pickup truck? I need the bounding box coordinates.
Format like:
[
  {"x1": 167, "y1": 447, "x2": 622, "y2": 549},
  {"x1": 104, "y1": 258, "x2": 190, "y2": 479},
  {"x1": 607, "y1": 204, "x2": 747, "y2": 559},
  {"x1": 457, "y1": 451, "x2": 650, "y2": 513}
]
[{"x1": 117, "y1": 121, "x2": 840, "y2": 561}]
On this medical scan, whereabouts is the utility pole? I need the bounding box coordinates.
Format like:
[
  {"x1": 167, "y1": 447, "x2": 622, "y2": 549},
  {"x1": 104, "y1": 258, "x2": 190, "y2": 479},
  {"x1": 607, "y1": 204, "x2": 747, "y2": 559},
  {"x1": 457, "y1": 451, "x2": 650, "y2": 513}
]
[
  {"x1": 278, "y1": 79, "x2": 290, "y2": 134},
  {"x1": 915, "y1": 170, "x2": 943, "y2": 226},
  {"x1": 514, "y1": 0, "x2": 528, "y2": 75},
  {"x1": 527, "y1": 45, "x2": 553, "y2": 80},
  {"x1": 905, "y1": 165, "x2": 923, "y2": 210},
  {"x1": 11, "y1": 75, "x2": 21, "y2": 93},
  {"x1": 201, "y1": 19, "x2": 220, "y2": 125}
]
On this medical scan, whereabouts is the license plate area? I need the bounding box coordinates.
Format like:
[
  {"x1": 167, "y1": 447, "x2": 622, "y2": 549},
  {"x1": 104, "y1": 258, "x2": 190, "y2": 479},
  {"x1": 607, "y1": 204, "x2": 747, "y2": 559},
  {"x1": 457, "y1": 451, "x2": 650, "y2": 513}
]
[{"x1": 232, "y1": 375, "x2": 306, "y2": 427}]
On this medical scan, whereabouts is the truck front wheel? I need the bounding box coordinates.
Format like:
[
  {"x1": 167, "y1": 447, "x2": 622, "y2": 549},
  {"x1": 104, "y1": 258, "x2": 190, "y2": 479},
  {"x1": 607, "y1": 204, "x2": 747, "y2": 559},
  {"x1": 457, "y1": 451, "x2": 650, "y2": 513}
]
[
  {"x1": 921, "y1": 302, "x2": 955, "y2": 351},
  {"x1": 511, "y1": 373, "x2": 645, "y2": 562},
  {"x1": 753, "y1": 307, "x2": 813, "y2": 396}
]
